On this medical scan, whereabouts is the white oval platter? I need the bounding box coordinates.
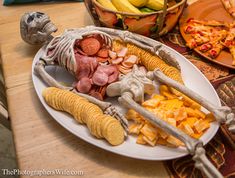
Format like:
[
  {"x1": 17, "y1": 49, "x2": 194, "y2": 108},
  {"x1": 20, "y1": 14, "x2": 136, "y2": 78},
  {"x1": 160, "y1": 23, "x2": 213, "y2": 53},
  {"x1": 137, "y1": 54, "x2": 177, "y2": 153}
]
[{"x1": 32, "y1": 40, "x2": 220, "y2": 160}]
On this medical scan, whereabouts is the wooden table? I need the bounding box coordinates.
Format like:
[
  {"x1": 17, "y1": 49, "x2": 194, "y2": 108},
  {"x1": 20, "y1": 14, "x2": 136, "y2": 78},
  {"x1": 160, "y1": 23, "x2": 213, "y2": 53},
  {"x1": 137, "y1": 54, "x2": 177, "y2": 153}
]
[{"x1": 0, "y1": 2, "x2": 170, "y2": 178}]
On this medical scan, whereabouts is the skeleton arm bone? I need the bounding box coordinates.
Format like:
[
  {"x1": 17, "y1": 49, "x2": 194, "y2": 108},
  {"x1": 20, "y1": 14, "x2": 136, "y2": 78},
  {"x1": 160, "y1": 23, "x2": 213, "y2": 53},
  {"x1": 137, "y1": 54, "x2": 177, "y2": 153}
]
[
  {"x1": 118, "y1": 92, "x2": 223, "y2": 178},
  {"x1": 34, "y1": 59, "x2": 128, "y2": 133},
  {"x1": 148, "y1": 69, "x2": 235, "y2": 133},
  {"x1": 34, "y1": 60, "x2": 72, "y2": 90}
]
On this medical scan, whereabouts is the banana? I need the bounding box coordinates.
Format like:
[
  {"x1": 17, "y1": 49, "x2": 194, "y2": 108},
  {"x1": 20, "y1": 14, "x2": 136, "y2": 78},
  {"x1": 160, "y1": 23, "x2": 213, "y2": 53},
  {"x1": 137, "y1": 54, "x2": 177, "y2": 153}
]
[
  {"x1": 97, "y1": 0, "x2": 118, "y2": 11},
  {"x1": 128, "y1": 0, "x2": 148, "y2": 7},
  {"x1": 111, "y1": 0, "x2": 142, "y2": 13},
  {"x1": 146, "y1": 0, "x2": 164, "y2": 11}
]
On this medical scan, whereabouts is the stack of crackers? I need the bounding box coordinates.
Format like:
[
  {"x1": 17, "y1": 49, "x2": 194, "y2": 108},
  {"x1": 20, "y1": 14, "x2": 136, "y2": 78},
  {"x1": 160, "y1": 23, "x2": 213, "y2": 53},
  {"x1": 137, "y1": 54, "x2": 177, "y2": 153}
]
[{"x1": 42, "y1": 87, "x2": 124, "y2": 146}]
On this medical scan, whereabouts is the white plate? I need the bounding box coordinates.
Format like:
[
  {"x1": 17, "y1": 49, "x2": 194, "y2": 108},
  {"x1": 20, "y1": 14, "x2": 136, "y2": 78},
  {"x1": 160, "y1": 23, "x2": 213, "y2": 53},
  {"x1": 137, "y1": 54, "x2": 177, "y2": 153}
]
[{"x1": 32, "y1": 41, "x2": 220, "y2": 161}]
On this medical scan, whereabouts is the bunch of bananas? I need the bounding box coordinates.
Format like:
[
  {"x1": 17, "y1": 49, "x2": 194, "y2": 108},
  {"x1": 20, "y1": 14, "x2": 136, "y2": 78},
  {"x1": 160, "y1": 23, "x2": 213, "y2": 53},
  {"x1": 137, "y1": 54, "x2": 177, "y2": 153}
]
[{"x1": 97, "y1": 0, "x2": 165, "y2": 14}]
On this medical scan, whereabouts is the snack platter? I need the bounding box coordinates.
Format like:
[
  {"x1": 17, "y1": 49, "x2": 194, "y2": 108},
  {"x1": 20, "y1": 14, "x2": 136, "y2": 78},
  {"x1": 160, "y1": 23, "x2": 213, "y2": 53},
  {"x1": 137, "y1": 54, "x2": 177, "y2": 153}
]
[{"x1": 32, "y1": 27, "x2": 220, "y2": 160}]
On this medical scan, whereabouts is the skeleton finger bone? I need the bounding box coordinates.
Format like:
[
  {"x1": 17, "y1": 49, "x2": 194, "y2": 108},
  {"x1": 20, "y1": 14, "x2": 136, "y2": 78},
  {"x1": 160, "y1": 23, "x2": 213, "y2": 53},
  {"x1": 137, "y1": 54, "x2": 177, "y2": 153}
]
[{"x1": 149, "y1": 69, "x2": 235, "y2": 133}]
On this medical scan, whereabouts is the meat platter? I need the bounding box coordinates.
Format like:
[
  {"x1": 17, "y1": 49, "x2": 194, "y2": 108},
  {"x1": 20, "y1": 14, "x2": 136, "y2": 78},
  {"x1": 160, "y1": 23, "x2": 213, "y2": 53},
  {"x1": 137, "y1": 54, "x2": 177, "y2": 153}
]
[{"x1": 31, "y1": 26, "x2": 221, "y2": 160}]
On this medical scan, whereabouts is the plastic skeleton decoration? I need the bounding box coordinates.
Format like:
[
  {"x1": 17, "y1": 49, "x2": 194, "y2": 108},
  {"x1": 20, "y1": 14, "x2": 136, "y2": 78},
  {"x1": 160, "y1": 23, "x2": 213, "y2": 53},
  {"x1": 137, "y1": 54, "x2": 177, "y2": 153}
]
[{"x1": 20, "y1": 12, "x2": 235, "y2": 178}]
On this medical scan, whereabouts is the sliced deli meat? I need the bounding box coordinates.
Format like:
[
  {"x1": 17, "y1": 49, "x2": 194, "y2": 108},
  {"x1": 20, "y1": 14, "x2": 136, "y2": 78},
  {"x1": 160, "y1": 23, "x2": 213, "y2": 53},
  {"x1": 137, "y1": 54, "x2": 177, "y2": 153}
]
[
  {"x1": 92, "y1": 70, "x2": 109, "y2": 86},
  {"x1": 96, "y1": 65, "x2": 119, "y2": 84},
  {"x1": 117, "y1": 47, "x2": 128, "y2": 57},
  {"x1": 76, "y1": 77, "x2": 92, "y2": 93},
  {"x1": 108, "y1": 50, "x2": 117, "y2": 59},
  {"x1": 111, "y1": 57, "x2": 123, "y2": 65},
  {"x1": 75, "y1": 54, "x2": 98, "y2": 79}
]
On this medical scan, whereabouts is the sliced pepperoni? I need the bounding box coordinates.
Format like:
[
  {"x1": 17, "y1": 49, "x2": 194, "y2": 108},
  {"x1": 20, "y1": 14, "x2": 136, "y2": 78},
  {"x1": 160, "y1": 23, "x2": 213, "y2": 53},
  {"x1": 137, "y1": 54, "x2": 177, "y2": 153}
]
[
  {"x1": 76, "y1": 77, "x2": 92, "y2": 93},
  {"x1": 80, "y1": 37, "x2": 101, "y2": 56},
  {"x1": 97, "y1": 57, "x2": 109, "y2": 63},
  {"x1": 92, "y1": 70, "x2": 109, "y2": 86},
  {"x1": 100, "y1": 85, "x2": 107, "y2": 97},
  {"x1": 93, "y1": 34, "x2": 104, "y2": 47},
  {"x1": 97, "y1": 48, "x2": 109, "y2": 58},
  {"x1": 89, "y1": 90, "x2": 103, "y2": 100}
]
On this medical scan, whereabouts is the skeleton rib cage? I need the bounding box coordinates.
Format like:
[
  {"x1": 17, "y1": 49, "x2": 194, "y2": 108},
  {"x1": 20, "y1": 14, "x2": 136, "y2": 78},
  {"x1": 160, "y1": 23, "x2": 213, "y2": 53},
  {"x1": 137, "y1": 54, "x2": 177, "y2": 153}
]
[{"x1": 42, "y1": 29, "x2": 113, "y2": 75}]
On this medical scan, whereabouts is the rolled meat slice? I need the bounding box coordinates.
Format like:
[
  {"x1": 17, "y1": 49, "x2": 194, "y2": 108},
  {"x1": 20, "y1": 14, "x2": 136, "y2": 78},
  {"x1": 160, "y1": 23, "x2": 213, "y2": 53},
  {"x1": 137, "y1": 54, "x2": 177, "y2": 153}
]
[
  {"x1": 122, "y1": 55, "x2": 138, "y2": 68},
  {"x1": 108, "y1": 50, "x2": 117, "y2": 59},
  {"x1": 76, "y1": 77, "x2": 92, "y2": 93},
  {"x1": 111, "y1": 57, "x2": 123, "y2": 65},
  {"x1": 117, "y1": 47, "x2": 128, "y2": 57}
]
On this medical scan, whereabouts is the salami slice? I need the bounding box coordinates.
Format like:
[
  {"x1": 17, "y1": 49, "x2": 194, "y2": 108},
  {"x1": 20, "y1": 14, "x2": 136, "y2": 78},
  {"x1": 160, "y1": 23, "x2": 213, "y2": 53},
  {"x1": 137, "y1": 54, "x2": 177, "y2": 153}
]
[{"x1": 80, "y1": 37, "x2": 101, "y2": 56}]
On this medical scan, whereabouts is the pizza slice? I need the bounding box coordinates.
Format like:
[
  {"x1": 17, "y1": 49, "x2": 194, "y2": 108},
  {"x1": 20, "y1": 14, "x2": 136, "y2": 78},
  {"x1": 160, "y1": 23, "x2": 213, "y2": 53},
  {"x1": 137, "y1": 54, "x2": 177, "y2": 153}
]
[
  {"x1": 221, "y1": 0, "x2": 235, "y2": 18},
  {"x1": 184, "y1": 22, "x2": 213, "y2": 36},
  {"x1": 198, "y1": 42, "x2": 213, "y2": 52},
  {"x1": 199, "y1": 28, "x2": 228, "y2": 49},
  {"x1": 187, "y1": 18, "x2": 228, "y2": 27},
  {"x1": 229, "y1": 46, "x2": 235, "y2": 65},
  {"x1": 183, "y1": 18, "x2": 235, "y2": 64},
  {"x1": 222, "y1": 25, "x2": 235, "y2": 65},
  {"x1": 186, "y1": 33, "x2": 210, "y2": 49},
  {"x1": 207, "y1": 42, "x2": 224, "y2": 59}
]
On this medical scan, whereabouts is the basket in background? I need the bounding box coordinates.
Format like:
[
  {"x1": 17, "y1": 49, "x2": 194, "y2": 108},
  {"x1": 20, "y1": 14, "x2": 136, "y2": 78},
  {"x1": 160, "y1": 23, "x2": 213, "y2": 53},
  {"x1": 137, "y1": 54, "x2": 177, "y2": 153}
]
[{"x1": 84, "y1": 0, "x2": 187, "y2": 38}]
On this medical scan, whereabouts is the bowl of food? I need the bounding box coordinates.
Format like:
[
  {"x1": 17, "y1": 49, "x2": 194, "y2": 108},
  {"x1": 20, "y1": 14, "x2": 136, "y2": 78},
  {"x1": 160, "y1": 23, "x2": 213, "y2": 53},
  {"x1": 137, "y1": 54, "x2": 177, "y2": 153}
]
[{"x1": 84, "y1": 0, "x2": 187, "y2": 38}]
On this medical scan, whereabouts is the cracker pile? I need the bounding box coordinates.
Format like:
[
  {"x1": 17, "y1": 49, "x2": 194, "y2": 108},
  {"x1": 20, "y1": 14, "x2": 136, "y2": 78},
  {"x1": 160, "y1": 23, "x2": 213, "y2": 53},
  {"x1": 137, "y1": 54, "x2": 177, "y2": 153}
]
[
  {"x1": 126, "y1": 85, "x2": 215, "y2": 147},
  {"x1": 42, "y1": 87, "x2": 125, "y2": 146}
]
